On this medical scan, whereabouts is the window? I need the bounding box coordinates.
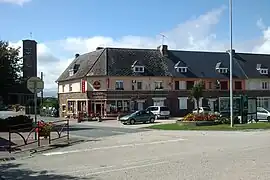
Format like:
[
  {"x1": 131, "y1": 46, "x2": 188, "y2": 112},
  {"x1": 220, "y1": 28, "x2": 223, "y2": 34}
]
[
  {"x1": 62, "y1": 85, "x2": 65, "y2": 92},
  {"x1": 153, "y1": 100, "x2": 164, "y2": 106},
  {"x1": 67, "y1": 101, "x2": 75, "y2": 113},
  {"x1": 262, "y1": 82, "x2": 268, "y2": 90},
  {"x1": 69, "y1": 84, "x2": 72, "y2": 92},
  {"x1": 234, "y1": 81, "x2": 242, "y2": 90},
  {"x1": 69, "y1": 69, "x2": 74, "y2": 76},
  {"x1": 155, "y1": 81, "x2": 163, "y2": 90},
  {"x1": 137, "y1": 81, "x2": 142, "y2": 90},
  {"x1": 178, "y1": 97, "x2": 188, "y2": 110},
  {"x1": 160, "y1": 106, "x2": 169, "y2": 111},
  {"x1": 208, "y1": 82, "x2": 212, "y2": 89},
  {"x1": 220, "y1": 81, "x2": 228, "y2": 90},
  {"x1": 260, "y1": 69, "x2": 268, "y2": 75},
  {"x1": 217, "y1": 68, "x2": 228, "y2": 74},
  {"x1": 176, "y1": 67, "x2": 188, "y2": 73},
  {"x1": 186, "y1": 81, "x2": 194, "y2": 90},
  {"x1": 115, "y1": 80, "x2": 124, "y2": 90},
  {"x1": 146, "y1": 107, "x2": 159, "y2": 111},
  {"x1": 134, "y1": 66, "x2": 144, "y2": 73},
  {"x1": 174, "y1": 81, "x2": 179, "y2": 90},
  {"x1": 179, "y1": 81, "x2": 186, "y2": 90}
]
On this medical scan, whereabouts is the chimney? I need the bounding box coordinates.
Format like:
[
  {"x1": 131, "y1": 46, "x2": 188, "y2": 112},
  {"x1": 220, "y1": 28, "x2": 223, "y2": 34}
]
[
  {"x1": 157, "y1": 45, "x2": 168, "y2": 57},
  {"x1": 96, "y1": 47, "x2": 104, "y2": 50},
  {"x1": 75, "y1": 54, "x2": 80, "y2": 58}
]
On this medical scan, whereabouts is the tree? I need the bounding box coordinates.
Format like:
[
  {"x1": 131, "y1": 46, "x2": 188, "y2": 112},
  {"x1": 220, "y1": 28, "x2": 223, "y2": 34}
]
[
  {"x1": 0, "y1": 40, "x2": 22, "y2": 103},
  {"x1": 191, "y1": 80, "x2": 204, "y2": 113}
]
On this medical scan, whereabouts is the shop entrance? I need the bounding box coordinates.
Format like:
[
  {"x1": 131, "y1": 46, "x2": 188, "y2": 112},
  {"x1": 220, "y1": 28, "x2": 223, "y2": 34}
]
[{"x1": 90, "y1": 101, "x2": 105, "y2": 116}]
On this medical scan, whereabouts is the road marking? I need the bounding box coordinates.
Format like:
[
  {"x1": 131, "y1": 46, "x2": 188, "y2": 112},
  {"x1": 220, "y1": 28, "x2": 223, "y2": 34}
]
[
  {"x1": 79, "y1": 161, "x2": 168, "y2": 177},
  {"x1": 43, "y1": 138, "x2": 187, "y2": 156}
]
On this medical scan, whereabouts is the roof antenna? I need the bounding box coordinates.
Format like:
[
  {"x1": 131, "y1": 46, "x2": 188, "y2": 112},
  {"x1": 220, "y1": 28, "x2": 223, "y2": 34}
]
[
  {"x1": 30, "y1": 32, "x2": 33, "y2": 39},
  {"x1": 160, "y1": 33, "x2": 166, "y2": 46}
]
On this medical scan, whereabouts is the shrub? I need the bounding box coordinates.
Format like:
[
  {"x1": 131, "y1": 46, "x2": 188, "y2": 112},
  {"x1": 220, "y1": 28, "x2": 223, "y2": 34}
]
[
  {"x1": 0, "y1": 115, "x2": 33, "y2": 132},
  {"x1": 183, "y1": 113, "x2": 219, "y2": 121},
  {"x1": 216, "y1": 116, "x2": 240, "y2": 124}
]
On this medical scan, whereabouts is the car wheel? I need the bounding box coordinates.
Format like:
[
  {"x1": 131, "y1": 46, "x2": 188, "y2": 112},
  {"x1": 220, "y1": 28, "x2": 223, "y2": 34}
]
[
  {"x1": 129, "y1": 119, "x2": 135, "y2": 125},
  {"x1": 267, "y1": 117, "x2": 270, "y2": 122},
  {"x1": 150, "y1": 118, "x2": 155, "y2": 123}
]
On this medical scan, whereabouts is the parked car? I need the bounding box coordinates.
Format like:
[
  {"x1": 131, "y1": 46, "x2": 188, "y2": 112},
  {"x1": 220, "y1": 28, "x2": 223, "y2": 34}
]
[
  {"x1": 118, "y1": 110, "x2": 156, "y2": 125},
  {"x1": 192, "y1": 107, "x2": 212, "y2": 114},
  {"x1": 146, "y1": 106, "x2": 170, "y2": 119},
  {"x1": 257, "y1": 107, "x2": 270, "y2": 121}
]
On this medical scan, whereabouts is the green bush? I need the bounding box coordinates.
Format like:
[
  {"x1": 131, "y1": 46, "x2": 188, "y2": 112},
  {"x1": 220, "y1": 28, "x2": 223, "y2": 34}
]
[
  {"x1": 216, "y1": 116, "x2": 240, "y2": 124},
  {"x1": 0, "y1": 115, "x2": 33, "y2": 132}
]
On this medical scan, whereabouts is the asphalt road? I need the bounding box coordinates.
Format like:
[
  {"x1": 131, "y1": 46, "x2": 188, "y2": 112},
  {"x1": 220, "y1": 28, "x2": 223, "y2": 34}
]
[{"x1": 1, "y1": 130, "x2": 270, "y2": 180}]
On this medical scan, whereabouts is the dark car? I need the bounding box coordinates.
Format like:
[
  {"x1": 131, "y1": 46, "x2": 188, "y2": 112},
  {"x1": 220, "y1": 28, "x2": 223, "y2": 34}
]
[{"x1": 119, "y1": 110, "x2": 156, "y2": 125}]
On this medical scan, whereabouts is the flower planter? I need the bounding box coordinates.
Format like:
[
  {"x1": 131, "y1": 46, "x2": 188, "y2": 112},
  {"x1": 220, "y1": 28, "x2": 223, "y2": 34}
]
[
  {"x1": 39, "y1": 131, "x2": 50, "y2": 138},
  {"x1": 177, "y1": 120, "x2": 217, "y2": 126}
]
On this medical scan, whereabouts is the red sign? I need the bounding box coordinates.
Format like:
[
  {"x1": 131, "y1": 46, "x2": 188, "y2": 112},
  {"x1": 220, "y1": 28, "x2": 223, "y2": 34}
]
[
  {"x1": 93, "y1": 81, "x2": 101, "y2": 90},
  {"x1": 81, "y1": 80, "x2": 86, "y2": 93}
]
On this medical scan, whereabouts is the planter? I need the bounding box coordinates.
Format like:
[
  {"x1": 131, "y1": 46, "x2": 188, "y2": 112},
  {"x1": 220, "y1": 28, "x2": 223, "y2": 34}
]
[{"x1": 177, "y1": 120, "x2": 218, "y2": 126}]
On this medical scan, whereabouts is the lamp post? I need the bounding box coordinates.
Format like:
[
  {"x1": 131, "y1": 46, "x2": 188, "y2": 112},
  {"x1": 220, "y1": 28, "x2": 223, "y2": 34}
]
[{"x1": 229, "y1": 0, "x2": 234, "y2": 127}]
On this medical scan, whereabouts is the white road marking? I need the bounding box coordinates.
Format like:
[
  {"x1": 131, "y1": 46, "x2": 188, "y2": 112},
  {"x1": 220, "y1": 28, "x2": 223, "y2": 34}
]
[
  {"x1": 43, "y1": 138, "x2": 187, "y2": 156},
  {"x1": 79, "y1": 161, "x2": 169, "y2": 177}
]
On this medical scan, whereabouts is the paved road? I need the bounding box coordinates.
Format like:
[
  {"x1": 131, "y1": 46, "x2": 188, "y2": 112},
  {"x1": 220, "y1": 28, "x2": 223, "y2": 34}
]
[
  {"x1": 1, "y1": 130, "x2": 270, "y2": 180},
  {"x1": 69, "y1": 123, "x2": 149, "y2": 139}
]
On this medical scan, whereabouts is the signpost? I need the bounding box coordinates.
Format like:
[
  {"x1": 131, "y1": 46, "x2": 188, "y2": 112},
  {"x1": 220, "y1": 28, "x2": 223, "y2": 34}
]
[{"x1": 27, "y1": 77, "x2": 44, "y2": 140}]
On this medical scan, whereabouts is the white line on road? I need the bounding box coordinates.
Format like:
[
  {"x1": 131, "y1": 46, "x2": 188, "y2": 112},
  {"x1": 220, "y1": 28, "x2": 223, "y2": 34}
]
[
  {"x1": 79, "y1": 161, "x2": 169, "y2": 177},
  {"x1": 43, "y1": 138, "x2": 187, "y2": 156}
]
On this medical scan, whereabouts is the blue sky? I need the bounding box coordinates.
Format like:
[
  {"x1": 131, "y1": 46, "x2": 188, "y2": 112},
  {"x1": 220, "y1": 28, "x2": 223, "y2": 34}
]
[
  {"x1": 0, "y1": 0, "x2": 269, "y2": 42},
  {"x1": 1, "y1": 0, "x2": 270, "y2": 96}
]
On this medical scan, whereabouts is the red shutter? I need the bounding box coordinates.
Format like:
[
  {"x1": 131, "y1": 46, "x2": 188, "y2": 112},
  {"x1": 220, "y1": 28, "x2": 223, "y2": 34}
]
[{"x1": 81, "y1": 80, "x2": 86, "y2": 93}]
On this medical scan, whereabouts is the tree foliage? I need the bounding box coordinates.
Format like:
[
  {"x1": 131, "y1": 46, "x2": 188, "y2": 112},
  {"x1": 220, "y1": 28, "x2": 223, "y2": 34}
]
[
  {"x1": 0, "y1": 40, "x2": 22, "y2": 102},
  {"x1": 191, "y1": 80, "x2": 204, "y2": 113}
]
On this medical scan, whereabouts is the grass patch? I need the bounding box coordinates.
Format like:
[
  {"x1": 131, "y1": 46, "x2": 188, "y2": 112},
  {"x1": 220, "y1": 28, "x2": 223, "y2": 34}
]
[{"x1": 148, "y1": 122, "x2": 270, "y2": 131}]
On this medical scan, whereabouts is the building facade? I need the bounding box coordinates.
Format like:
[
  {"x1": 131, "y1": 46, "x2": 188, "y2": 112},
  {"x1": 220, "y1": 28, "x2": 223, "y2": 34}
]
[{"x1": 56, "y1": 45, "x2": 270, "y2": 117}]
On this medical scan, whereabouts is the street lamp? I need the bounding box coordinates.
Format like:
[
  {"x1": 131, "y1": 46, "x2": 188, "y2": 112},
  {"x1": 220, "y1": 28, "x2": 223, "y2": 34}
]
[{"x1": 229, "y1": 0, "x2": 234, "y2": 127}]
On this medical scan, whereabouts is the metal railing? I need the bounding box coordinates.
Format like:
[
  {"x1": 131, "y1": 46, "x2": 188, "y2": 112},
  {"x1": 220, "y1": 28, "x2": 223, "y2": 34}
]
[{"x1": 8, "y1": 119, "x2": 70, "y2": 153}]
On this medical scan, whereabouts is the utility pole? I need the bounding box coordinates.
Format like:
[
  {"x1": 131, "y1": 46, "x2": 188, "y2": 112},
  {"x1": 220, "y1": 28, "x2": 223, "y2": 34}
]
[
  {"x1": 40, "y1": 72, "x2": 44, "y2": 105},
  {"x1": 229, "y1": 0, "x2": 234, "y2": 127},
  {"x1": 160, "y1": 33, "x2": 166, "y2": 46}
]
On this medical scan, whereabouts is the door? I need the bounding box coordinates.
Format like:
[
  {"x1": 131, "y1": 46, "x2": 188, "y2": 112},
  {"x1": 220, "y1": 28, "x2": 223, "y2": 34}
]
[
  {"x1": 95, "y1": 104, "x2": 102, "y2": 115},
  {"x1": 208, "y1": 101, "x2": 215, "y2": 112},
  {"x1": 138, "y1": 110, "x2": 148, "y2": 122}
]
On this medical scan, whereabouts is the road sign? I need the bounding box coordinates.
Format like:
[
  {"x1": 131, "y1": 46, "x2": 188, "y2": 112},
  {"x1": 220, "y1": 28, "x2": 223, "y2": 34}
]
[{"x1": 27, "y1": 77, "x2": 44, "y2": 93}]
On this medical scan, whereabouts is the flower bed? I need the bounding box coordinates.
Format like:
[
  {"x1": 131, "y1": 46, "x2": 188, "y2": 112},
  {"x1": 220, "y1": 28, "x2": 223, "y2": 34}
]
[
  {"x1": 36, "y1": 121, "x2": 53, "y2": 138},
  {"x1": 178, "y1": 113, "x2": 219, "y2": 126}
]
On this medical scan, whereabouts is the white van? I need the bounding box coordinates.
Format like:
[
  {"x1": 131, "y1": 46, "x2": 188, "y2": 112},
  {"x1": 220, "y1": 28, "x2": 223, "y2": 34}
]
[{"x1": 146, "y1": 106, "x2": 170, "y2": 119}]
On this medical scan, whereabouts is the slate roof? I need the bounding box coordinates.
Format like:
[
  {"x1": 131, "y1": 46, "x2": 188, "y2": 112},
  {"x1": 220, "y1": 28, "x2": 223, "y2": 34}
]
[{"x1": 56, "y1": 46, "x2": 270, "y2": 82}]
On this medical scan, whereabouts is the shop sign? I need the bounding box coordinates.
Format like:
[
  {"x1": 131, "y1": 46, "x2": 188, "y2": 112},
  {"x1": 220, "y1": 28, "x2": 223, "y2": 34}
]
[
  {"x1": 93, "y1": 81, "x2": 101, "y2": 90},
  {"x1": 92, "y1": 92, "x2": 106, "y2": 99}
]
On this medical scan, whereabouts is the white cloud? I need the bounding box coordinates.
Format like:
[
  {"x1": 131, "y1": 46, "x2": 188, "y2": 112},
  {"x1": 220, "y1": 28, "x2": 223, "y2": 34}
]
[
  {"x1": 0, "y1": 0, "x2": 31, "y2": 5},
  {"x1": 9, "y1": 6, "x2": 270, "y2": 97}
]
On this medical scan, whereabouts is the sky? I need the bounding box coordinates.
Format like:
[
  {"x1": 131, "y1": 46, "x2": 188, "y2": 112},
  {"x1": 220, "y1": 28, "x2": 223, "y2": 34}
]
[{"x1": 1, "y1": 0, "x2": 270, "y2": 96}]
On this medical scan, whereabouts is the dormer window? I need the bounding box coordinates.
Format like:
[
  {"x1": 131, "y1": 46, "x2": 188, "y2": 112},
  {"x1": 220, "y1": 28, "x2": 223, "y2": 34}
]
[
  {"x1": 217, "y1": 68, "x2": 228, "y2": 74},
  {"x1": 69, "y1": 69, "x2": 74, "y2": 76},
  {"x1": 134, "y1": 66, "x2": 144, "y2": 73},
  {"x1": 176, "y1": 67, "x2": 188, "y2": 73},
  {"x1": 260, "y1": 69, "x2": 268, "y2": 75},
  {"x1": 256, "y1": 64, "x2": 268, "y2": 75}
]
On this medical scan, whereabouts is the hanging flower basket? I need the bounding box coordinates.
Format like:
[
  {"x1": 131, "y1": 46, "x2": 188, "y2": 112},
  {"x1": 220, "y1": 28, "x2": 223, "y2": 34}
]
[{"x1": 36, "y1": 121, "x2": 53, "y2": 138}]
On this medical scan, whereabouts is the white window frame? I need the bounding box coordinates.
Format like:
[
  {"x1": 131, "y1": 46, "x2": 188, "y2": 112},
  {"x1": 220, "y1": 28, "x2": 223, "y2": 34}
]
[
  {"x1": 176, "y1": 67, "x2": 188, "y2": 73},
  {"x1": 115, "y1": 80, "x2": 124, "y2": 90},
  {"x1": 217, "y1": 68, "x2": 228, "y2": 74},
  {"x1": 69, "y1": 84, "x2": 72, "y2": 92},
  {"x1": 262, "y1": 81, "x2": 268, "y2": 90},
  {"x1": 152, "y1": 97, "x2": 166, "y2": 106},
  {"x1": 154, "y1": 81, "x2": 163, "y2": 90},
  {"x1": 133, "y1": 66, "x2": 144, "y2": 73},
  {"x1": 179, "y1": 81, "x2": 186, "y2": 90},
  {"x1": 260, "y1": 69, "x2": 269, "y2": 75},
  {"x1": 69, "y1": 69, "x2": 74, "y2": 76},
  {"x1": 178, "y1": 97, "x2": 188, "y2": 110}
]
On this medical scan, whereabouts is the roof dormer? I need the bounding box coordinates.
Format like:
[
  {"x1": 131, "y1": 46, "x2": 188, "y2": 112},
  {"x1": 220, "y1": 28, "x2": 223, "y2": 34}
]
[
  {"x1": 131, "y1": 60, "x2": 145, "y2": 73},
  {"x1": 215, "y1": 62, "x2": 228, "y2": 74},
  {"x1": 174, "y1": 61, "x2": 188, "y2": 73},
  {"x1": 256, "y1": 64, "x2": 268, "y2": 75}
]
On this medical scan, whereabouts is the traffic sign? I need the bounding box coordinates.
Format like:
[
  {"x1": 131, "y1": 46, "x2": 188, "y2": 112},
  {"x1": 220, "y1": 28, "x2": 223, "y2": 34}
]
[{"x1": 27, "y1": 77, "x2": 44, "y2": 93}]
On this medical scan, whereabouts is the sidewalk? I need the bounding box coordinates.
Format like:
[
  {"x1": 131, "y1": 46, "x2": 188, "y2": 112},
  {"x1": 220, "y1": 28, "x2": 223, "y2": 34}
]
[{"x1": 0, "y1": 131, "x2": 83, "y2": 162}]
